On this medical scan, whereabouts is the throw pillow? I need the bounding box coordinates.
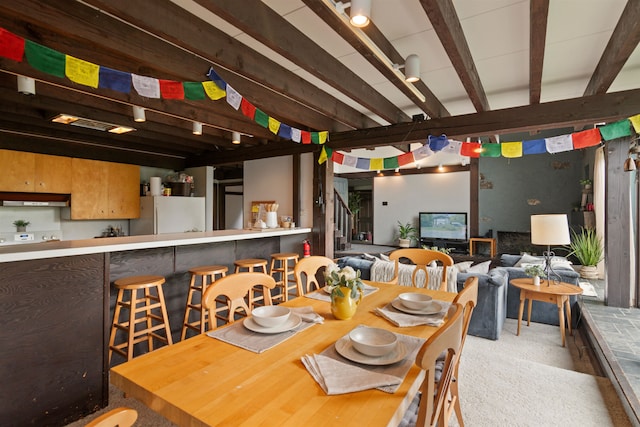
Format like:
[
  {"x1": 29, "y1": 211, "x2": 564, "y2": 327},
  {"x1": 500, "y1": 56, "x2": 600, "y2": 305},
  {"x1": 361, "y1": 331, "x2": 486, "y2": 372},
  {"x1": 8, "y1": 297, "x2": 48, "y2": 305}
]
[
  {"x1": 550, "y1": 256, "x2": 573, "y2": 270},
  {"x1": 514, "y1": 253, "x2": 545, "y2": 268},
  {"x1": 453, "y1": 261, "x2": 474, "y2": 273},
  {"x1": 467, "y1": 260, "x2": 492, "y2": 274},
  {"x1": 361, "y1": 253, "x2": 377, "y2": 261}
]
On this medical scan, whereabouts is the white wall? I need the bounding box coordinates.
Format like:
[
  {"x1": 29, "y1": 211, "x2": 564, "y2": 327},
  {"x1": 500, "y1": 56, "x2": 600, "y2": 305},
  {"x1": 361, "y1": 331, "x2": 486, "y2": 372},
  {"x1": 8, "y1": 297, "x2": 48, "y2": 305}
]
[{"x1": 373, "y1": 172, "x2": 470, "y2": 245}]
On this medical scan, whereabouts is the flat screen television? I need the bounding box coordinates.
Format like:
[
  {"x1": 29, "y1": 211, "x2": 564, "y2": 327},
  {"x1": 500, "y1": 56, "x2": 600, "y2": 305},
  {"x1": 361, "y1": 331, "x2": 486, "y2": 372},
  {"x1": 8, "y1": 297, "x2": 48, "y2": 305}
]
[{"x1": 419, "y1": 212, "x2": 468, "y2": 242}]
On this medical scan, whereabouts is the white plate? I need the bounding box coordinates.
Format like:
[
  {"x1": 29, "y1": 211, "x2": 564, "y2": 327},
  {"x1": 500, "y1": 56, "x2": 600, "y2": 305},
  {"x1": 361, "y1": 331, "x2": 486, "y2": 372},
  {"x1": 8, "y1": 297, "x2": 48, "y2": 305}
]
[
  {"x1": 391, "y1": 298, "x2": 443, "y2": 315},
  {"x1": 243, "y1": 313, "x2": 302, "y2": 334},
  {"x1": 335, "y1": 335, "x2": 407, "y2": 366}
]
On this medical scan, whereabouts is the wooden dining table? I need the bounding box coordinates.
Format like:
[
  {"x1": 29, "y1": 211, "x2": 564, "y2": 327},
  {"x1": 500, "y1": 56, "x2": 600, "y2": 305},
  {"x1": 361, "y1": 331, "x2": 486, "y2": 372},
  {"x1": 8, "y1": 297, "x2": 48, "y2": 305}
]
[{"x1": 110, "y1": 281, "x2": 455, "y2": 427}]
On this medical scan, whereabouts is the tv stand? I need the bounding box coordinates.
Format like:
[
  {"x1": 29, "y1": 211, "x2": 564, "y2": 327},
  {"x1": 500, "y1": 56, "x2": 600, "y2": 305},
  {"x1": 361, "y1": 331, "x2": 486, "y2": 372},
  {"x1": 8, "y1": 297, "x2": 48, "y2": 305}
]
[{"x1": 420, "y1": 239, "x2": 468, "y2": 255}]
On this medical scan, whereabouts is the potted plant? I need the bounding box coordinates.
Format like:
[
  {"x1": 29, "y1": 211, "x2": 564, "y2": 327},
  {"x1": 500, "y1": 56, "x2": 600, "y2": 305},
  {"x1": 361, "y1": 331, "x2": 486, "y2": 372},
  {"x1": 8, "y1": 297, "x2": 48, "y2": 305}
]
[
  {"x1": 397, "y1": 221, "x2": 416, "y2": 248},
  {"x1": 580, "y1": 179, "x2": 592, "y2": 190},
  {"x1": 13, "y1": 219, "x2": 30, "y2": 232},
  {"x1": 566, "y1": 227, "x2": 603, "y2": 279},
  {"x1": 422, "y1": 245, "x2": 452, "y2": 255},
  {"x1": 324, "y1": 264, "x2": 365, "y2": 320},
  {"x1": 524, "y1": 264, "x2": 546, "y2": 286}
]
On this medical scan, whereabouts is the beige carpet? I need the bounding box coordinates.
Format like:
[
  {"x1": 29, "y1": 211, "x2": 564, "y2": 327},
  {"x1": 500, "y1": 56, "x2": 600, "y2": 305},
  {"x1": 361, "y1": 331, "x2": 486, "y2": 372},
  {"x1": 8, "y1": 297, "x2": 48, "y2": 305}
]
[{"x1": 67, "y1": 319, "x2": 630, "y2": 427}]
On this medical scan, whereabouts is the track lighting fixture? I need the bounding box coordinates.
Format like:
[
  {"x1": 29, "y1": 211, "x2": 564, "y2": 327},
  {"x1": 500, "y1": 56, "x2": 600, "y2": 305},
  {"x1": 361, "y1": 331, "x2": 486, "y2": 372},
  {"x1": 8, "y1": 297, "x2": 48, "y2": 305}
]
[
  {"x1": 349, "y1": 0, "x2": 371, "y2": 27},
  {"x1": 132, "y1": 106, "x2": 146, "y2": 122},
  {"x1": 192, "y1": 121, "x2": 202, "y2": 135},
  {"x1": 393, "y1": 54, "x2": 421, "y2": 83},
  {"x1": 17, "y1": 75, "x2": 35, "y2": 95},
  {"x1": 232, "y1": 131, "x2": 241, "y2": 145}
]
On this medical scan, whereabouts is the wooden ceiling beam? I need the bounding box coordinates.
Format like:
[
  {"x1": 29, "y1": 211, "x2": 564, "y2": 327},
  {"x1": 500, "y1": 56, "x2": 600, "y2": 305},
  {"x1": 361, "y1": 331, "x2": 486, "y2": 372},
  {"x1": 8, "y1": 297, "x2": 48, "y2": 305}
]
[
  {"x1": 81, "y1": 0, "x2": 377, "y2": 131},
  {"x1": 189, "y1": 140, "x2": 318, "y2": 167},
  {"x1": 583, "y1": 0, "x2": 640, "y2": 96},
  {"x1": 328, "y1": 88, "x2": 640, "y2": 150},
  {"x1": 419, "y1": 0, "x2": 490, "y2": 112},
  {"x1": 529, "y1": 0, "x2": 549, "y2": 104},
  {"x1": 193, "y1": 0, "x2": 410, "y2": 124},
  {"x1": 302, "y1": 0, "x2": 450, "y2": 119}
]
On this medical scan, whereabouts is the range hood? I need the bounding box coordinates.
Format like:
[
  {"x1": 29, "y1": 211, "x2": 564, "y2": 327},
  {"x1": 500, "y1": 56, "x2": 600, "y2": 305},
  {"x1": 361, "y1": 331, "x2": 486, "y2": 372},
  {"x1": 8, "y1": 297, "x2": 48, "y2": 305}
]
[{"x1": 0, "y1": 192, "x2": 70, "y2": 207}]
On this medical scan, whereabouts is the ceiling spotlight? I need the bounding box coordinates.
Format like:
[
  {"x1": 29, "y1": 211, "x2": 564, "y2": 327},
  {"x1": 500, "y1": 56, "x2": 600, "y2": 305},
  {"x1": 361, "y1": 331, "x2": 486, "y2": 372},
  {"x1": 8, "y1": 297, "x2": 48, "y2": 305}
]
[
  {"x1": 349, "y1": 0, "x2": 371, "y2": 27},
  {"x1": 192, "y1": 121, "x2": 202, "y2": 135},
  {"x1": 438, "y1": 164, "x2": 444, "y2": 172},
  {"x1": 17, "y1": 75, "x2": 35, "y2": 95},
  {"x1": 404, "y1": 54, "x2": 420, "y2": 82},
  {"x1": 132, "y1": 106, "x2": 146, "y2": 122},
  {"x1": 232, "y1": 131, "x2": 241, "y2": 145},
  {"x1": 394, "y1": 168, "x2": 399, "y2": 173}
]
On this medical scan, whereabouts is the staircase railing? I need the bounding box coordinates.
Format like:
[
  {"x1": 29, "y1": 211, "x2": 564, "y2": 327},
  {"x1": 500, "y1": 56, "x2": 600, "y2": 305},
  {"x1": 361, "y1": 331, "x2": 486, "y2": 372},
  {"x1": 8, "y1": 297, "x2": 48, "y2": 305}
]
[{"x1": 334, "y1": 190, "x2": 352, "y2": 252}]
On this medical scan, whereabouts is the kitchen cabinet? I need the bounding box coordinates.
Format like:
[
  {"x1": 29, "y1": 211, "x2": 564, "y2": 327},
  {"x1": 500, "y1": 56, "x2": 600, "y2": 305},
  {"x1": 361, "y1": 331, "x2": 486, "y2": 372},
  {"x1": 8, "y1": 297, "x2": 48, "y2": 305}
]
[
  {"x1": 69, "y1": 159, "x2": 140, "y2": 219},
  {"x1": 0, "y1": 150, "x2": 72, "y2": 193}
]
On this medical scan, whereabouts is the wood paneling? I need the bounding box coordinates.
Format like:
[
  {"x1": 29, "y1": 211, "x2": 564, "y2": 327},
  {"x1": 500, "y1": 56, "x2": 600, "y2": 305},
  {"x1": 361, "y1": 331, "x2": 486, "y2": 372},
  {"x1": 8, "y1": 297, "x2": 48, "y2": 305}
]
[{"x1": 0, "y1": 149, "x2": 35, "y2": 191}]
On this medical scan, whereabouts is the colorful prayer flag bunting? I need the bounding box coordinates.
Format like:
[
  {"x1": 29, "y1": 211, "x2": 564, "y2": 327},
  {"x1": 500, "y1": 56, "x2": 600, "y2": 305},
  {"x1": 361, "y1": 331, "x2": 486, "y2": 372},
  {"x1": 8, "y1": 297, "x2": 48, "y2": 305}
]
[
  {"x1": 65, "y1": 55, "x2": 99, "y2": 88},
  {"x1": 572, "y1": 128, "x2": 601, "y2": 149},
  {"x1": 99, "y1": 66, "x2": 131, "y2": 93},
  {"x1": 159, "y1": 79, "x2": 185, "y2": 99},
  {"x1": 132, "y1": 74, "x2": 160, "y2": 98},
  {"x1": 0, "y1": 28, "x2": 24, "y2": 62},
  {"x1": 501, "y1": 142, "x2": 522, "y2": 158},
  {"x1": 599, "y1": 119, "x2": 632, "y2": 141},
  {"x1": 25, "y1": 40, "x2": 65, "y2": 78}
]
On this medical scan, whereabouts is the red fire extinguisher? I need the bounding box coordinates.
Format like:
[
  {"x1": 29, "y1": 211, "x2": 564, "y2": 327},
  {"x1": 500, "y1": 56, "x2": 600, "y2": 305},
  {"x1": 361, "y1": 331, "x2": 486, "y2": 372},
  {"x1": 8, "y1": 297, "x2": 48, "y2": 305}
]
[{"x1": 303, "y1": 240, "x2": 311, "y2": 258}]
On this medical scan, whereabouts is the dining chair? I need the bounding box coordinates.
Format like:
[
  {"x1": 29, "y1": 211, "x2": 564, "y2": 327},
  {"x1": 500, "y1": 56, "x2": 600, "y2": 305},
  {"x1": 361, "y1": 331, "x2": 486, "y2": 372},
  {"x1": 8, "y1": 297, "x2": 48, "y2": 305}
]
[
  {"x1": 84, "y1": 407, "x2": 137, "y2": 427},
  {"x1": 293, "y1": 255, "x2": 333, "y2": 295},
  {"x1": 446, "y1": 276, "x2": 479, "y2": 426},
  {"x1": 202, "y1": 273, "x2": 276, "y2": 329},
  {"x1": 414, "y1": 302, "x2": 464, "y2": 427},
  {"x1": 389, "y1": 248, "x2": 454, "y2": 291}
]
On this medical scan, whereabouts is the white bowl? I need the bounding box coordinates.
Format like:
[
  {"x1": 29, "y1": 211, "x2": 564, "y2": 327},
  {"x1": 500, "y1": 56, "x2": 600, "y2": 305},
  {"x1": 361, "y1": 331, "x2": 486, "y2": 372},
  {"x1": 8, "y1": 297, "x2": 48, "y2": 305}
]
[
  {"x1": 349, "y1": 327, "x2": 398, "y2": 357},
  {"x1": 398, "y1": 292, "x2": 433, "y2": 310},
  {"x1": 251, "y1": 306, "x2": 291, "y2": 328}
]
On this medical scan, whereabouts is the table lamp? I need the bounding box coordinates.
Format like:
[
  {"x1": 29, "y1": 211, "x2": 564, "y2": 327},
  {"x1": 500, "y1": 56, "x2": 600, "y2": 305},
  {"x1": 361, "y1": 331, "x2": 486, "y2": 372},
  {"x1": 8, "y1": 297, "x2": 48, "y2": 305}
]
[{"x1": 530, "y1": 214, "x2": 571, "y2": 284}]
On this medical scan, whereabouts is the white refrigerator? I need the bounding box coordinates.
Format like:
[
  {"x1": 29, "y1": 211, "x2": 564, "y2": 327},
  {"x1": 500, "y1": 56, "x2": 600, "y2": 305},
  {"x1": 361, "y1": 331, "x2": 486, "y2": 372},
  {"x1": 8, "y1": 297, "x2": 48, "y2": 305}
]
[{"x1": 130, "y1": 196, "x2": 206, "y2": 235}]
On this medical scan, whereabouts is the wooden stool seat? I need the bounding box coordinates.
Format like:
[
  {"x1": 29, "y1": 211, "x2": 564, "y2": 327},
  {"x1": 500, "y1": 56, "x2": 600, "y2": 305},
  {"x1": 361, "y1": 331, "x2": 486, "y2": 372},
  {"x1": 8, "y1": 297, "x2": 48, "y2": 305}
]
[
  {"x1": 109, "y1": 275, "x2": 172, "y2": 363},
  {"x1": 269, "y1": 252, "x2": 299, "y2": 303},
  {"x1": 234, "y1": 258, "x2": 268, "y2": 309},
  {"x1": 181, "y1": 265, "x2": 228, "y2": 340}
]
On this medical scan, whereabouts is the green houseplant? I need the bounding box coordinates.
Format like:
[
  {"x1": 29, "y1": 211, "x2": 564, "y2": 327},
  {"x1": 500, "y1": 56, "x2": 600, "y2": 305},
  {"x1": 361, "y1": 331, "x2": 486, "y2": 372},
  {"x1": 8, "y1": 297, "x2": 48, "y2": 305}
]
[
  {"x1": 325, "y1": 264, "x2": 365, "y2": 320},
  {"x1": 13, "y1": 219, "x2": 30, "y2": 232},
  {"x1": 397, "y1": 221, "x2": 417, "y2": 248},
  {"x1": 566, "y1": 227, "x2": 603, "y2": 279},
  {"x1": 524, "y1": 264, "x2": 546, "y2": 286}
]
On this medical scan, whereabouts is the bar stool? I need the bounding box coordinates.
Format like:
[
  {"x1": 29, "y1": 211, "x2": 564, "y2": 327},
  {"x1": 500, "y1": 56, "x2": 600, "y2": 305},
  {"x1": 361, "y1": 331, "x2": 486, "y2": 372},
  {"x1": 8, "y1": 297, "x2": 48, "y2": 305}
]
[
  {"x1": 234, "y1": 258, "x2": 268, "y2": 309},
  {"x1": 269, "y1": 252, "x2": 299, "y2": 303},
  {"x1": 181, "y1": 265, "x2": 228, "y2": 340},
  {"x1": 109, "y1": 275, "x2": 172, "y2": 363}
]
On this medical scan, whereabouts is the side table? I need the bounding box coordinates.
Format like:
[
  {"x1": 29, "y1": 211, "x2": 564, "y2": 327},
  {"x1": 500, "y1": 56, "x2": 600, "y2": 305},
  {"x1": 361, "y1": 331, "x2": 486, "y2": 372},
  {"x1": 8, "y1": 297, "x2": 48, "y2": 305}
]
[
  {"x1": 510, "y1": 278, "x2": 583, "y2": 347},
  {"x1": 468, "y1": 237, "x2": 496, "y2": 257}
]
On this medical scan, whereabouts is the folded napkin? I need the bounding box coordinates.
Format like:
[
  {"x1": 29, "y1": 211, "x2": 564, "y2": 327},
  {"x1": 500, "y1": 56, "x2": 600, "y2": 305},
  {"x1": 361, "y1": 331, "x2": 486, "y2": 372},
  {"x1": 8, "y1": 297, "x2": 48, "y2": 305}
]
[
  {"x1": 302, "y1": 354, "x2": 402, "y2": 395},
  {"x1": 375, "y1": 300, "x2": 451, "y2": 327},
  {"x1": 304, "y1": 283, "x2": 379, "y2": 302},
  {"x1": 291, "y1": 306, "x2": 324, "y2": 323},
  {"x1": 207, "y1": 308, "x2": 321, "y2": 353},
  {"x1": 302, "y1": 326, "x2": 425, "y2": 395}
]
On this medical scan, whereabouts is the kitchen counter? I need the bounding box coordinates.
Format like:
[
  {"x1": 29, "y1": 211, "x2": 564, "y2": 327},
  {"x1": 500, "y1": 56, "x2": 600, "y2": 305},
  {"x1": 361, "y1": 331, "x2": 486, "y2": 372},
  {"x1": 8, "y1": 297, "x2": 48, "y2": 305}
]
[{"x1": 0, "y1": 227, "x2": 311, "y2": 263}]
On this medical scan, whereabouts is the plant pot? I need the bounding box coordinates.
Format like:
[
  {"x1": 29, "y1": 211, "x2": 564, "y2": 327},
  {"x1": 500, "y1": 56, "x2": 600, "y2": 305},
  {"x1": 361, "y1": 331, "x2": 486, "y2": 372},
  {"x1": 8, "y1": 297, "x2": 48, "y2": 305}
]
[
  {"x1": 16, "y1": 226, "x2": 26, "y2": 232},
  {"x1": 399, "y1": 238, "x2": 411, "y2": 248},
  {"x1": 331, "y1": 286, "x2": 362, "y2": 320},
  {"x1": 533, "y1": 276, "x2": 540, "y2": 286},
  {"x1": 580, "y1": 265, "x2": 598, "y2": 279}
]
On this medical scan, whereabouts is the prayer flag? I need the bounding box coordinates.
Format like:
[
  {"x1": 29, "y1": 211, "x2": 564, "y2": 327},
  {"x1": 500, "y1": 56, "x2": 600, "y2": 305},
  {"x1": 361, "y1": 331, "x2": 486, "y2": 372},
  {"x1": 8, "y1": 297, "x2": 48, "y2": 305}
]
[
  {"x1": 318, "y1": 146, "x2": 331, "y2": 164},
  {"x1": 428, "y1": 134, "x2": 449, "y2": 152},
  {"x1": 206, "y1": 67, "x2": 227, "y2": 90},
  {"x1": 291, "y1": 128, "x2": 301, "y2": 143},
  {"x1": 441, "y1": 139, "x2": 462, "y2": 154},
  {"x1": 132, "y1": 74, "x2": 160, "y2": 98},
  {"x1": 268, "y1": 117, "x2": 281, "y2": 134},
  {"x1": 318, "y1": 131, "x2": 328, "y2": 144},
  {"x1": 370, "y1": 158, "x2": 383, "y2": 171},
  {"x1": 413, "y1": 144, "x2": 433, "y2": 160},
  {"x1": 0, "y1": 28, "x2": 25, "y2": 61},
  {"x1": 159, "y1": 79, "x2": 184, "y2": 99},
  {"x1": 397, "y1": 152, "x2": 414, "y2": 166},
  {"x1": 254, "y1": 108, "x2": 269, "y2": 128},
  {"x1": 342, "y1": 155, "x2": 358, "y2": 168},
  {"x1": 277, "y1": 123, "x2": 292, "y2": 140},
  {"x1": 99, "y1": 66, "x2": 131, "y2": 93},
  {"x1": 383, "y1": 157, "x2": 399, "y2": 169},
  {"x1": 25, "y1": 40, "x2": 65, "y2": 78},
  {"x1": 65, "y1": 55, "x2": 99, "y2": 88},
  {"x1": 545, "y1": 134, "x2": 573, "y2": 153},
  {"x1": 183, "y1": 82, "x2": 206, "y2": 100},
  {"x1": 225, "y1": 84, "x2": 242, "y2": 110},
  {"x1": 571, "y1": 128, "x2": 601, "y2": 149},
  {"x1": 332, "y1": 151, "x2": 344, "y2": 164},
  {"x1": 460, "y1": 142, "x2": 481, "y2": 157},
  {"x1": 480, "y1": 143, "x2": 501, "y2": 157},
  {"x1": 301, "y1": 131, "x2": 311, "y2": 144},
  {"x1": 311, "y1": 132, "x2": 320, "y2": 144},
  {"x1": 240, "y1": 98, "x2": 256, "y2": 119},
  {"x1": 522, "y1": 139, "x2": 547, "y2": 155},
  {"x1": 202, "y1": 80, "x2": 226, "y2": 100},
  {"x1": 629, "y1": 114, "x2": 640, "y2": 134},
  {"x1": 599, "y1": 119, "x2": 632, "y2": 141},
  {"x1": 356, "y1": 157, "x2": 370, "y2": 170},
  {"x1": 501, "y1": 141, "x2": 522, "y2": 158}
]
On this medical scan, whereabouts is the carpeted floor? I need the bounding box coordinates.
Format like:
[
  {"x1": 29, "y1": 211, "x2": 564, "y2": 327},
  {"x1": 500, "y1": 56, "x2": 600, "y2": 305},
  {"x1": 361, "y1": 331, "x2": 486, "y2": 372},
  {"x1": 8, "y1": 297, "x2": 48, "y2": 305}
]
[{"x1": 67, "y1": 319, "x2": 630, "y2": 427}]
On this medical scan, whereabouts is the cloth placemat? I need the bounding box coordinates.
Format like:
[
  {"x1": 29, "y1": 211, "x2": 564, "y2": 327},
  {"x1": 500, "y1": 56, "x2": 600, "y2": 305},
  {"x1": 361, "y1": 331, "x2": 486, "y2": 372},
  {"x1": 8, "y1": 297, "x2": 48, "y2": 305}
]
[
  {"x1": 304, "y1": 283, "x2": 379, "y2": 302},
  {"x1": 207, "y1": 306, "x2": 321, "y2": 353},
  {"x1": 374, "y1": 299, "x2": 451, "y2": 327},
  {"x1": 302, "y1": 325, "x2": 425, "y2": 394}
]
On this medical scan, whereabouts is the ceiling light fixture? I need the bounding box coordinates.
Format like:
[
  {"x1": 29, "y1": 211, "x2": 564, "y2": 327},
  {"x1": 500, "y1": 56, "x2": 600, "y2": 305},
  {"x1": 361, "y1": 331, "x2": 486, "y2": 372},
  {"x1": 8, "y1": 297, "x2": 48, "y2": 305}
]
[
  {"x1": 132, "y1": 106, "x2": 146, "y2": 122},
  {"x1": 192, "y1": 121, "x2": 202, "y2": 135},
  {"x1": 349, "y1": 0, "x2": 371, "y2": 27},
  {"x1": 394, "y1": 54, "x2": 420, "y2": 83},
  {"x1": 438, "y1": 164, "x2": 444, "y2": 172},
  {"x1": 51, "y1": 114, "x2": 135, "y2": 134},
  {"x1": 17, "y1": 75, "x2": 35, "y2": 95},
  {"x1": 325, "y1": 0, "x2": 425, "y2": 102},
  {"x1": 232, "y1": 131, "x2": 241, "y2": 145},
  {"x1": 108, "y1": 126, "x2": 135, "y2": 134}
]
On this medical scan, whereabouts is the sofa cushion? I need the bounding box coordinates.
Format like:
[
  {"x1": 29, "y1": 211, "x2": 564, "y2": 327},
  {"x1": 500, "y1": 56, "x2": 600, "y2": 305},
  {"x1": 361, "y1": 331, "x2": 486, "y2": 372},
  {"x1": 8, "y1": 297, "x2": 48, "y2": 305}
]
[
  {"x1": 467, "y1": 260, "x2": 492, "y2": 274},
  {"x1": 514, "y1": 253, "x2": 545, "y2": 267}
]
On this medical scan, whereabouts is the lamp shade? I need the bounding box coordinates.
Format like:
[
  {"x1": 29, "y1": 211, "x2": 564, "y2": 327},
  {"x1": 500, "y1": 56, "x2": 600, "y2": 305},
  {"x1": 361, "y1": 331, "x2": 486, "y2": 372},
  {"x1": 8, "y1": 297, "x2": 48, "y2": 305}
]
[{"x1": 531, "y1": 214, "x2": 570, "y2": 245}]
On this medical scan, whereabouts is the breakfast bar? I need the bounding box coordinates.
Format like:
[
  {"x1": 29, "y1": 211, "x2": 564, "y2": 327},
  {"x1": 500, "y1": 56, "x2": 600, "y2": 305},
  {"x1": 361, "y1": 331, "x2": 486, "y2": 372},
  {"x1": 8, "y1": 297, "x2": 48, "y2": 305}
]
[{"x1": 0, "y1": 228, "x2": 311, "y2": 427}]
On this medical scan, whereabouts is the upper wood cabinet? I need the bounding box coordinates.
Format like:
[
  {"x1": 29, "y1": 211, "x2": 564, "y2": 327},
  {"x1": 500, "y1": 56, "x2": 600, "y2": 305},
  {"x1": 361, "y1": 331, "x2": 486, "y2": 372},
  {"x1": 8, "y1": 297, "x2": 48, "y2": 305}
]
[
  {"x1": 70, "y1": 159, "x2": 140, "y2": 220},
  {"x1": 0, "y1": 150, "x2": 72, "y2": 194}
]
